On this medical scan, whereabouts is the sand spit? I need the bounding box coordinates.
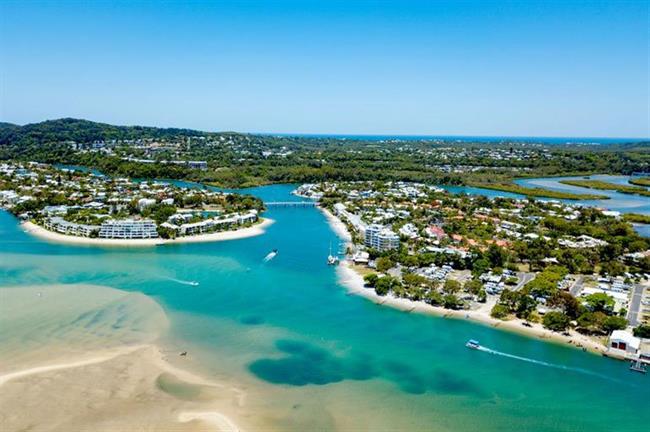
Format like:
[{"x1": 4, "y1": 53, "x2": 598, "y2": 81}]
[{"x1": 0, "y1": 284, "x2": 245, "y2": 432}]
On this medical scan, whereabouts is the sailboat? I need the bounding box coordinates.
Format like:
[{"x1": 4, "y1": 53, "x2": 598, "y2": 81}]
[{"x1": 327, "y1": 242, "x2": 339, "y2": 265}]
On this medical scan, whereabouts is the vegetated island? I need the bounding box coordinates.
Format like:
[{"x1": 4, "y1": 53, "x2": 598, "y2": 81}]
[
  {"x1": 0, "y1": 161, "x2": 270, "y2": 246},
  {"x1": 629, "y1": 177, "x2": 650, "y2": 187},
  {"x1": 559, "y1": 179, "x2": 650, "y2": 197},
  {"x1": 623, "y1": 213, "x2": 650, "y2": 225},
  {"x1": 296, "y1": 181, "x2": 650, "y2": 360},
  {"x1": 467, "y1": 182, "x2": 609, "y2": 200}
]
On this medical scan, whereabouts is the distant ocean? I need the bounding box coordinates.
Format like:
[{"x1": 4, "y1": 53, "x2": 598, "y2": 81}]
[{"x1": 269, "y1": 133, "x2": 648, "y2": 145}]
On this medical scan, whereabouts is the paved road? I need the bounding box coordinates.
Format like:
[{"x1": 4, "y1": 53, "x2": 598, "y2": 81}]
[
  {"x1": 514, "y1": 272, "x2": 535, "y2": 290},
  {"x1": 627, "y1": 284, "x2": 645, "y2": 327},
  {"x1": 570, "y1": 275, "x2": 585, "y2": 296}
]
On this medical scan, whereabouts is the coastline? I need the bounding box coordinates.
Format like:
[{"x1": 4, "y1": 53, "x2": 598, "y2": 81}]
[
  {"x1": 21, "y1": 217, "x2": 274, "y2": 247},
  {"x1": 321, "y1": 206, "x2": 608, "y2": 355}
]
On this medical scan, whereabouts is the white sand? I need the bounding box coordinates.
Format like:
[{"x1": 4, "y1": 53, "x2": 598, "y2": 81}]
[
  {"x1": 178, "y1": 411, "x2": 240, "y2": 432},
  {"x1": 319, "y1": 207, "x2": 352, "y2": 243},
  {"x1": 0, "y1": 345, "x2": 146, "y2": 387},
  {"x1": 22, "y1": 218, "x2": 274, "y2": 247},
  {"x1": 0, "y1": 345, "x2": 244, "y2": 432}
]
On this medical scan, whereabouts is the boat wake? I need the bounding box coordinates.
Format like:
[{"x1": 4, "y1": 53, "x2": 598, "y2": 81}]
[
  {"x1": 164, "y1": 277, "x2": 199, "y2": 286},
  {"x1": 476, "y1": 345, "x2": 621, "y2": 383}
]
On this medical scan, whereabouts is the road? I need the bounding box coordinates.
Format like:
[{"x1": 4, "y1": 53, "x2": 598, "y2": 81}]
[
  {"x1": 570, "y1": 275, "x2": 585, "y2": 296},
  {"x1": 627, "y1": 284, "x2": 645, "y2": 327},
  {"x1": 514, "y1": 272, "x2": 535, "y2": 290}
]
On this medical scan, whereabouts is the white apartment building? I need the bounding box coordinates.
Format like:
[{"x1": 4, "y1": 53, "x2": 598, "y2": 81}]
[
  {"x1": 44, "y1": 217, "x2": 100, "y2": 237},
  {"x1": 364, "y1": 224, "x2": 400, "y2": 251},
  {"x1": 99, "y1": 219, "x2": 159, "y2": 239}
]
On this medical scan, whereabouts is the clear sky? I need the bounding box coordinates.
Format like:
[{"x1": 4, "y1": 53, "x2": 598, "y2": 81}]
[{"x1": 0, "y1": 0, "x2": 648, "y2": 138}]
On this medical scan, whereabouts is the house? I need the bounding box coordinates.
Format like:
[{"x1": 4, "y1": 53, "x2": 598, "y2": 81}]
[
  {"x1": 137, "y1": 198, "x2": 157, "y2": 211},
  {"x1": 608, "y1": 330, "x2": 640, "y2": 356}
]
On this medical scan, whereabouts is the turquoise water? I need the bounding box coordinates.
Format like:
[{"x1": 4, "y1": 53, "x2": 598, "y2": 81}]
[
  {"x1": 1, "y1": 184, "x2": 648, "y2": 431},
  {"x1": 445, "y1": 175, "x2": 650, "y2": 237}
]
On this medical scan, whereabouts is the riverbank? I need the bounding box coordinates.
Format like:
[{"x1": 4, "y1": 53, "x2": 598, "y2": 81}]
[
  {"x1": 559, "y1": 179, "x2": 650, "y2": 197},
  {"x1": 336, "y1": 261, "x2": 607, "y2": 355},
  {"x1": 21, "y1": 218, "x2": 274, "y2": 247},
  {"x1": 322, "y1": 208, "x2": 608, "y2": 355},
  {"x1": 467, "y1": 181, "x2": 610, "y2": 200}
]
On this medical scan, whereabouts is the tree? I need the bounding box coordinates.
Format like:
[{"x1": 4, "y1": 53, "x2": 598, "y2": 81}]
[
  {"x1": 633, "y1": 324, "x2": 650, "y2": 338},
  {"x1": 425, "y1": 290, "x2": 443, "y2": 306},
  {"x1": 601, "y1": 316, "x2": 628, "y2": 333},
  {"x1": 543, "y1": 311, "x2": 570, "y2": 332},
  {"x1": 491, "y1": 304, "x2": 509, "y2": 319},
  {"x1": 515, "y1": 294, "x2": 537, "y2": 319},
  {"x1": 443, "y1": 294, "x2": 462, "y2": 310},
  {"x1": 576, "y1": 311, "x2": 607, "y2": 333},
  {"x1": 374, "y1": 277, "x2": 392, "y2": 296},
  {"x1": 376, "y1": 257, "x2": 394, "y2": 273},
  {"x1": 464, "y1": 279, "x2": 483, "y2": 295},
  {"x1": 549, "y1": 290, "x2": 581, "y2": 319},
  {"x1": 402, "y1": 272, "x2": 427, "y2": 287},
  {"x1": 363, "y1": 273, "x2": 378, "y2": 288},
  {"x1": 584, "y1": 293, "x2": 615, "y2": 313},
  {"x1": 443, "y1": 279, "x2": 461, "y2": 294}
]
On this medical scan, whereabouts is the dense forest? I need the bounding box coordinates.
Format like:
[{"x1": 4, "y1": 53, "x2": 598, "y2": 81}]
[{"x1": 1, "y1": 118, "x2": 649, "y2": 188}]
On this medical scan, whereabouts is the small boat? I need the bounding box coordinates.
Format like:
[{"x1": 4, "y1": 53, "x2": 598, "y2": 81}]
[
  {"x1": 263, "y1": 249, "x2": 278, "y2": 262},
  {"x1": 327, "y1": 242, "x2": 339, "y2": 265},
  {"x1": 465, "y1": 339, "x2": 480, "y2": 350},
  {"x1": 630, "y1": 359, "x2": 647, "y2": 374},
  {"x1": 188, "y1": 281, "x2": 199, "y2": 286}
]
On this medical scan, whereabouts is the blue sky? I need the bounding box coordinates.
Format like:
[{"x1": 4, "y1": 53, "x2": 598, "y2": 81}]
[{"x1": 0, "y1": 0, "x2": 648, "y2": 137}]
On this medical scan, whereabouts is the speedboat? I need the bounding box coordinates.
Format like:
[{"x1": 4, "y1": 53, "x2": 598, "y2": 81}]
[{"x1": 465, "y1": 339, "x2": 480, "y2": 349}]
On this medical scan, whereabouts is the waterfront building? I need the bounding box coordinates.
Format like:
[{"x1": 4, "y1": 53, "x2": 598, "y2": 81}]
[
  {"x1": 44, "y1": 217, "x2": 100, "y2": 237},
  {"x1": 608, "y1": 330, "x2": 640, "y2": 356},
  {"x1": 99, "y1": 219, "x2": 159, "y2": 239},
  {"x1": 364, "y1": 224, "x2": 400, "y2": 251}
]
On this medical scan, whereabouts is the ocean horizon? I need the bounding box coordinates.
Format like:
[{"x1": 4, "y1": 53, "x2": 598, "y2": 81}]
[{"x1": 263, "y1": 133, "x2": 649, "y2": 145}]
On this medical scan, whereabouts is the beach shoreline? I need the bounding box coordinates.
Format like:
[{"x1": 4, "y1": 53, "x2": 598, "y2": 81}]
[
  {"x1": 322, "y1": 207, "x2": 608, "y2": 355},
  {"x1": 21, "y1": 217, "x2": 274, "y2": 247}
]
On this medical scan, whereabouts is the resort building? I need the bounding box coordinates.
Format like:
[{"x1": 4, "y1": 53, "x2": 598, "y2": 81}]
[
  {"x1": 161, "y1": 210, "x2": 258, "y2": 237},
  {"x1": 364, "y1": 224, "x2": 400, "y2": 251},
  {"x1": 44, "y1": 217, "x2": 100, "y2": 237},
  {"x1": 98, "y1": 219, "x2": 159, "y2": 239}
]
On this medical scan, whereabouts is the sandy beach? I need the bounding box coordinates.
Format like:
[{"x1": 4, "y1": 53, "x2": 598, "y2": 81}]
[
  {"x1": 337, "y1": 261, "x2": 607, "y2": 355},
  {"x1": 21, "y1": 218, "x2": 274, "y2": 247}
]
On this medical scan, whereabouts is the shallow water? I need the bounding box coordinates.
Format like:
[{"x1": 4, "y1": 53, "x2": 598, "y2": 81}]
[{"x1": 0, "y1": 184, "x2": 648, "y2": 431}]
